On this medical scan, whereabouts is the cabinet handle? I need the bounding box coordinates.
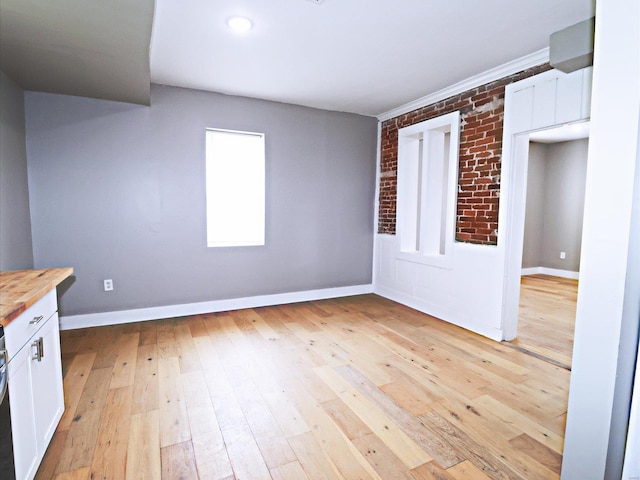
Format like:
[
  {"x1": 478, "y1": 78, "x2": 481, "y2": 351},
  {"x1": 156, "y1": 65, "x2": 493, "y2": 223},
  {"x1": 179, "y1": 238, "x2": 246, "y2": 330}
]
[
  {"x1": 29, "y1": 315, "x2": 44, "y2": 325},
  {"x1": 31, "y1": 337, "x2": 44, "y2": 362}
]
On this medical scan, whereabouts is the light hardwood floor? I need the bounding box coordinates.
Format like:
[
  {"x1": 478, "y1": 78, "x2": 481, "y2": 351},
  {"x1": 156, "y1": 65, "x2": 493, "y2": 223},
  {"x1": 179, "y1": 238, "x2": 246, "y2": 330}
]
[
  {"x1": 36, "y1": 293, "x2": 571, "y2": 480},
  {"x1": 510, "y1": 275, "x2": 578, "y2": 369}
]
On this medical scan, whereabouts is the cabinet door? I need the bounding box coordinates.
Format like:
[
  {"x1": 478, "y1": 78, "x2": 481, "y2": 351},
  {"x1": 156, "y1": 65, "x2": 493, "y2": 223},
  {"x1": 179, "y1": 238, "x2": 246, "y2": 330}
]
[
  {"x1": 30, "y1": 313, "x2": 65, "y2": 450},
  {"x1": 532, "y1": 78, "x2": 557, "y2": 129},
  {"x1": 6, "y1": 345, "x2": 38, "y2": 480},
  {"x1": 556, "y1": 70, "x2": 584, "y2": 124}
]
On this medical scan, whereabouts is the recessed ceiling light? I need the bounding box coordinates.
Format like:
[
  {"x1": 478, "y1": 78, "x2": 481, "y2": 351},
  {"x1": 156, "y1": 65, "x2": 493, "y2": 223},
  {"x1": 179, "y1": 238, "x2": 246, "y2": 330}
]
[{"x1": 227, "y1": 16, "x2": 253, "y2": 33}]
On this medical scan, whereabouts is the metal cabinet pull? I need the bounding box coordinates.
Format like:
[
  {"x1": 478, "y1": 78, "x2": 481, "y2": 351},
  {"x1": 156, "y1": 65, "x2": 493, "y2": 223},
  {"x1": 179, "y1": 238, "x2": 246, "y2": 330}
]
[
  {"x1": 31, "y1": 339, "x2": 39, "y2": 360},
  {"x1": 29, "y1": 315, "x2": 44, "y2": 325},
  {"x1": 31, "y1": 337, "x2": 44, "y2": 362}
]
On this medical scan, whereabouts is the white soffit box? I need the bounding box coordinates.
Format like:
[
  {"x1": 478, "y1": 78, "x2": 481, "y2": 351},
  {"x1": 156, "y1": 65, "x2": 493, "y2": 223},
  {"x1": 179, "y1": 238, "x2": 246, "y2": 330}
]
[{"x1": 550, "y1": 17, "x2": 595, "y2": 73}]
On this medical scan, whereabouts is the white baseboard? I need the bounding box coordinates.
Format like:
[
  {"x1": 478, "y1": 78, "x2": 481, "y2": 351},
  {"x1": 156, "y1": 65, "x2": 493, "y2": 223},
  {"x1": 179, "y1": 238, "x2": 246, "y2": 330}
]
[
  {"x1": 373, "y1": 285, "x2": 503, "y2": 342},
  {"x1": 59, "y1": 284, "x2": 374, "y2": 330},
  {"x1": 521, "y1": 267, "x2": 579, "y2": 280}
]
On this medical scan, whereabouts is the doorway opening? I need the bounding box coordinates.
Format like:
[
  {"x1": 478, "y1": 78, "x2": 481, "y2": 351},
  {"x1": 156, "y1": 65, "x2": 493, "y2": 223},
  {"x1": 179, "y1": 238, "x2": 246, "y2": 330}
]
[{"x1": 506, "y1": 122, "x2": 589, "y2": 369}]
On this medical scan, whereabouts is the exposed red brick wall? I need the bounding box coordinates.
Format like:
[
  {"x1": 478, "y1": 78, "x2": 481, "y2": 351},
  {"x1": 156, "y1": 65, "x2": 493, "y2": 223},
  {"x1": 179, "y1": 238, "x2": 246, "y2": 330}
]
[{"x1": 378, "y1": 64, "x2": 551, "y2": 245}]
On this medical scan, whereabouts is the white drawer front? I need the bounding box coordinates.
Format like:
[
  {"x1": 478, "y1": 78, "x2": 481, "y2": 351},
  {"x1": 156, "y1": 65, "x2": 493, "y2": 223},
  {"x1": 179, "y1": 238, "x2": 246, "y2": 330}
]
[{"x1": 4, "y1": 289, "x2": 57, "y2": 361}]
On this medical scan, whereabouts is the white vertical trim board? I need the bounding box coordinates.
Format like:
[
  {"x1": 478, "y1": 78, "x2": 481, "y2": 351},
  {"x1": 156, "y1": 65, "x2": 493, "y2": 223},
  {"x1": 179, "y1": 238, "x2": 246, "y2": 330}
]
[
  {"x1": 561, "y1": 0, "x2": 640, "y2": 476},
  {"x1": 59, "y1": 284, "x2": 374, "y2": 330},
  {"x1": 372, "y1": 121, "x2": 383, "y2": 286},
  {"x1": 622, "y1": 351, "x2": 640, "y2": 479}
]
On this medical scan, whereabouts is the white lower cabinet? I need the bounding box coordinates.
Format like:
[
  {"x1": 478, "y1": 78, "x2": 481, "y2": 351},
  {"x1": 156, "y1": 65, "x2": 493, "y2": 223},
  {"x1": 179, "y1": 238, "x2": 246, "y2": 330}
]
[
  {"x1": 5, "y1": 290, "x2": 64, "y2": 480},
  {"x1": 31, "y1": 313, "x2": 64, "y2": 449},
  {"x1": 6, "y1": 347, "x2": 38, "y2": 480}
]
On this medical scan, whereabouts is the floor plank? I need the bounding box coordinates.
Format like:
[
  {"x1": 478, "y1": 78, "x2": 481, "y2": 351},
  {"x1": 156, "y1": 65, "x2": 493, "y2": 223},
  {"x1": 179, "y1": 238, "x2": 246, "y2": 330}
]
[
  {"x1": 52, "y1": 367, "x2": 113, "y2": 474},
  {"x1": 109, "y1": 333, "x2": 139, "y2": 389},
  {"x1": 288, "y1": 431, "x2": 344, "y2": 480},
  {"x1": 181, "y1": 370, "x2": 233, "y2": 479},
  {"x1": 255, "y1": 435, "x2": 298, "y2": 470},
  {"x1": 57, "y1": 352, "x2": 97, "y2": 431},
  {"x1": 315, "y1": 365, "x2": 433, "y2": 470},
  {"x1": 222, "y1": 424, "x2": 272, "y2": 480},
  {"x1": 35, "y1": 430, "x2": 69, "y2": 480},
  {"x1": 160, "y1": 441, "x2": 199, "y2": 480},
  {"x1": 125, "y1": 410, "x2": 161, "y2": 480},
  {"x1": 42, "y1": 283, "x2": 575, "y2": 479},
  {"x1": 89, "y1": 386, "x2": 133, "y2": 480},
  {"x1": 352, "y1": 433, "x2": 416, "y2": 480},
  {"x1": 270, "y1": 461, "x2": 310, "y2": 480},
  {"x1": 509, "y1": 433, "x2": 563, "y2": 474},
  {"x1": 157, "y1": 356, "x2": 191, "y2": 448},
  {"x1": 510, "y1": 275, "x2": 577, "y2": 368},
  {"x1": 53, "y1": 468, "x2": 89, "y2": 480},
  {"x1": 446, "y1": 460, "x2": 493, "y2": 480},
  {"x1": 411, "y1": 460, "x2": 457, "y2": 480},
  {"x1": 130, "y1": 343, "x2": 159, "y2": 415}
]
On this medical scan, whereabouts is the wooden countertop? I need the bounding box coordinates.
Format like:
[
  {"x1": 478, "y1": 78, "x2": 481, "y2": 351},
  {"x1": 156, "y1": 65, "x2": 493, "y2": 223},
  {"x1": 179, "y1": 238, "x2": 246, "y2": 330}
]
[{"x1": 0, "y1": 268, "x2": 73, "y2": 327}]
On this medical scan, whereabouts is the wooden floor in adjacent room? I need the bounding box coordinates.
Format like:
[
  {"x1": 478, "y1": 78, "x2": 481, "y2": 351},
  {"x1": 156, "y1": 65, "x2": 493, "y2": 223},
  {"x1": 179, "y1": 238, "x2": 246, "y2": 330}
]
[
  {"x1": 36, "y1": 294, "x2": 571, "y2": 480},
  {"x1": 510, "y1": 275, "x2": 578, "y2": 369}
]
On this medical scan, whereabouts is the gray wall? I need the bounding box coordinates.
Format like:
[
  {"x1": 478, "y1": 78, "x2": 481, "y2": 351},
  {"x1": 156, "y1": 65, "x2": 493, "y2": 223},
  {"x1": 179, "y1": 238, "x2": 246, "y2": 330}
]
[
  {"x1": 0, "y1": 71, "x2": 34, "y2": 270},
  {"x1": 25, "y1": 85, "x2": 378, "y2": 317},
  {"x1": 522, "y1": 143, "x2": 546, "y2": 268},
  {"x1": 522, "y1": 138, "x2": 588, "y2": 272}
]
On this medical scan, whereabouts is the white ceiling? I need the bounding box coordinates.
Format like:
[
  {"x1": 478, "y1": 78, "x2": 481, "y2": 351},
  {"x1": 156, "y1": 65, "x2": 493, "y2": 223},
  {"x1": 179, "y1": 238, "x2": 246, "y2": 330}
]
[
  {"x1": 150, "y1": 0, "x2": 594, "y2": 117},
  {"x1": 0, "y1": 0, "x2": 593, "y2": 117}
]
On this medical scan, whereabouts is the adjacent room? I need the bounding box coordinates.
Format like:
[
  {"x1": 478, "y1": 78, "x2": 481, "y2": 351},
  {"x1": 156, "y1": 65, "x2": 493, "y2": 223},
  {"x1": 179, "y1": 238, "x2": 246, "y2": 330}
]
[
  {"x1": 512, "y1": 123, "x2": 590, "y2": 369},
  {"x1": 1, "y1": 1, "x2": 638, "y2": 480}
]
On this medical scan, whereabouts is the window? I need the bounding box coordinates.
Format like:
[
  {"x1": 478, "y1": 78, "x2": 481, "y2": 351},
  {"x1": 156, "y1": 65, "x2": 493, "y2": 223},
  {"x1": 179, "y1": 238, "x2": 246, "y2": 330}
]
[
  {"x1": 396, "y1": 111, "x2": 460, "y2": 267},
  {"x1": 206, "y1": 128, "x2": 265, "y2": 247}
]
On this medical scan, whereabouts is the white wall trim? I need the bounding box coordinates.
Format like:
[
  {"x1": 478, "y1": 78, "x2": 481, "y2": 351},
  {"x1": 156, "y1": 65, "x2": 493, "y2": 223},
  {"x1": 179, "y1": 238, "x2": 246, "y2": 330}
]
[
  {"x1": 521, "y1": 266, "x2": 580, "y2": 280},
  {"x1": 376, "y1": 48, "x2": 550, "y2": 122},
  {"x1": 372, "y1": 121, "x2": 382, "y2": 286},
  {"x1": 59, "y1": 284, "x2": 374, "y2": 330}
]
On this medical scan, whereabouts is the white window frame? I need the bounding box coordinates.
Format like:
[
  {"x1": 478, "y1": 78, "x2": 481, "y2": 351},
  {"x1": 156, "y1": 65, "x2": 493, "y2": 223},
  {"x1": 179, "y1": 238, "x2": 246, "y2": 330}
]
[
  {"x1": 396, "y1": 111, "x2": 460, "y2": 268},
  {"x1": 205, "y1": 128, "x2": 265, "y2": 248}
]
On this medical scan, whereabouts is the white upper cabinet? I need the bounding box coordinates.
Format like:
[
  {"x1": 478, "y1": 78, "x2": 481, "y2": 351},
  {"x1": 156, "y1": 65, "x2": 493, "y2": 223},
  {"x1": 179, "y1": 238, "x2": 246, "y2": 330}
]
[
  {"x1": 510, "y1": 86, "x2": 535, "y2": 134},
  {"x1": 532, "y1": 78, "x2": 557, "y2": 129},
  {"x1": 508, "y1": 67, "x2": 592, "y2": 135},
  {"x1": 556, "y1": 69, "x2": 585, "y2": 124}
]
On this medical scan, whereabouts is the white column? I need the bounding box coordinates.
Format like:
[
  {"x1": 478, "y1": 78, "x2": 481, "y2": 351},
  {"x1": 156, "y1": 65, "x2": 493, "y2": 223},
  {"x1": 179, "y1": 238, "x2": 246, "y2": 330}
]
[{"x1": 561, "y1": 0, "x2": 640, "y2": 477}]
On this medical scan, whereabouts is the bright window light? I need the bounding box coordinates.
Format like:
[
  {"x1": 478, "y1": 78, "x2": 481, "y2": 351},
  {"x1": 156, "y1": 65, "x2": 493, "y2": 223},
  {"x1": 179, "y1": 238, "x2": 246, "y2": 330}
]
[{"x1": 206, "y1": 128, "x2": 265, "y2": 247}]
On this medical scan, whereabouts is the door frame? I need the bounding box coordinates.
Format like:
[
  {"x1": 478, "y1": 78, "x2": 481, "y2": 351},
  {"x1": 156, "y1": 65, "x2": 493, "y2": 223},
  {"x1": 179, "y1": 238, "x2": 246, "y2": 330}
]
[{"x1": 498, "y1": 67, "x2": 592, "y2": 340}]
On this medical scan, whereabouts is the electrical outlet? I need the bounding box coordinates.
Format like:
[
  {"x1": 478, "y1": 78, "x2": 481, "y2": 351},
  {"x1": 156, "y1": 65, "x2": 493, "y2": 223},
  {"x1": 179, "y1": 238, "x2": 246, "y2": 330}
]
[
  {"x1": 104, "y1": 279, "x2": 114, "y2": 291},
  {"x1": 560, "y1": 252, "x2": 566, "y2": 260}
]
